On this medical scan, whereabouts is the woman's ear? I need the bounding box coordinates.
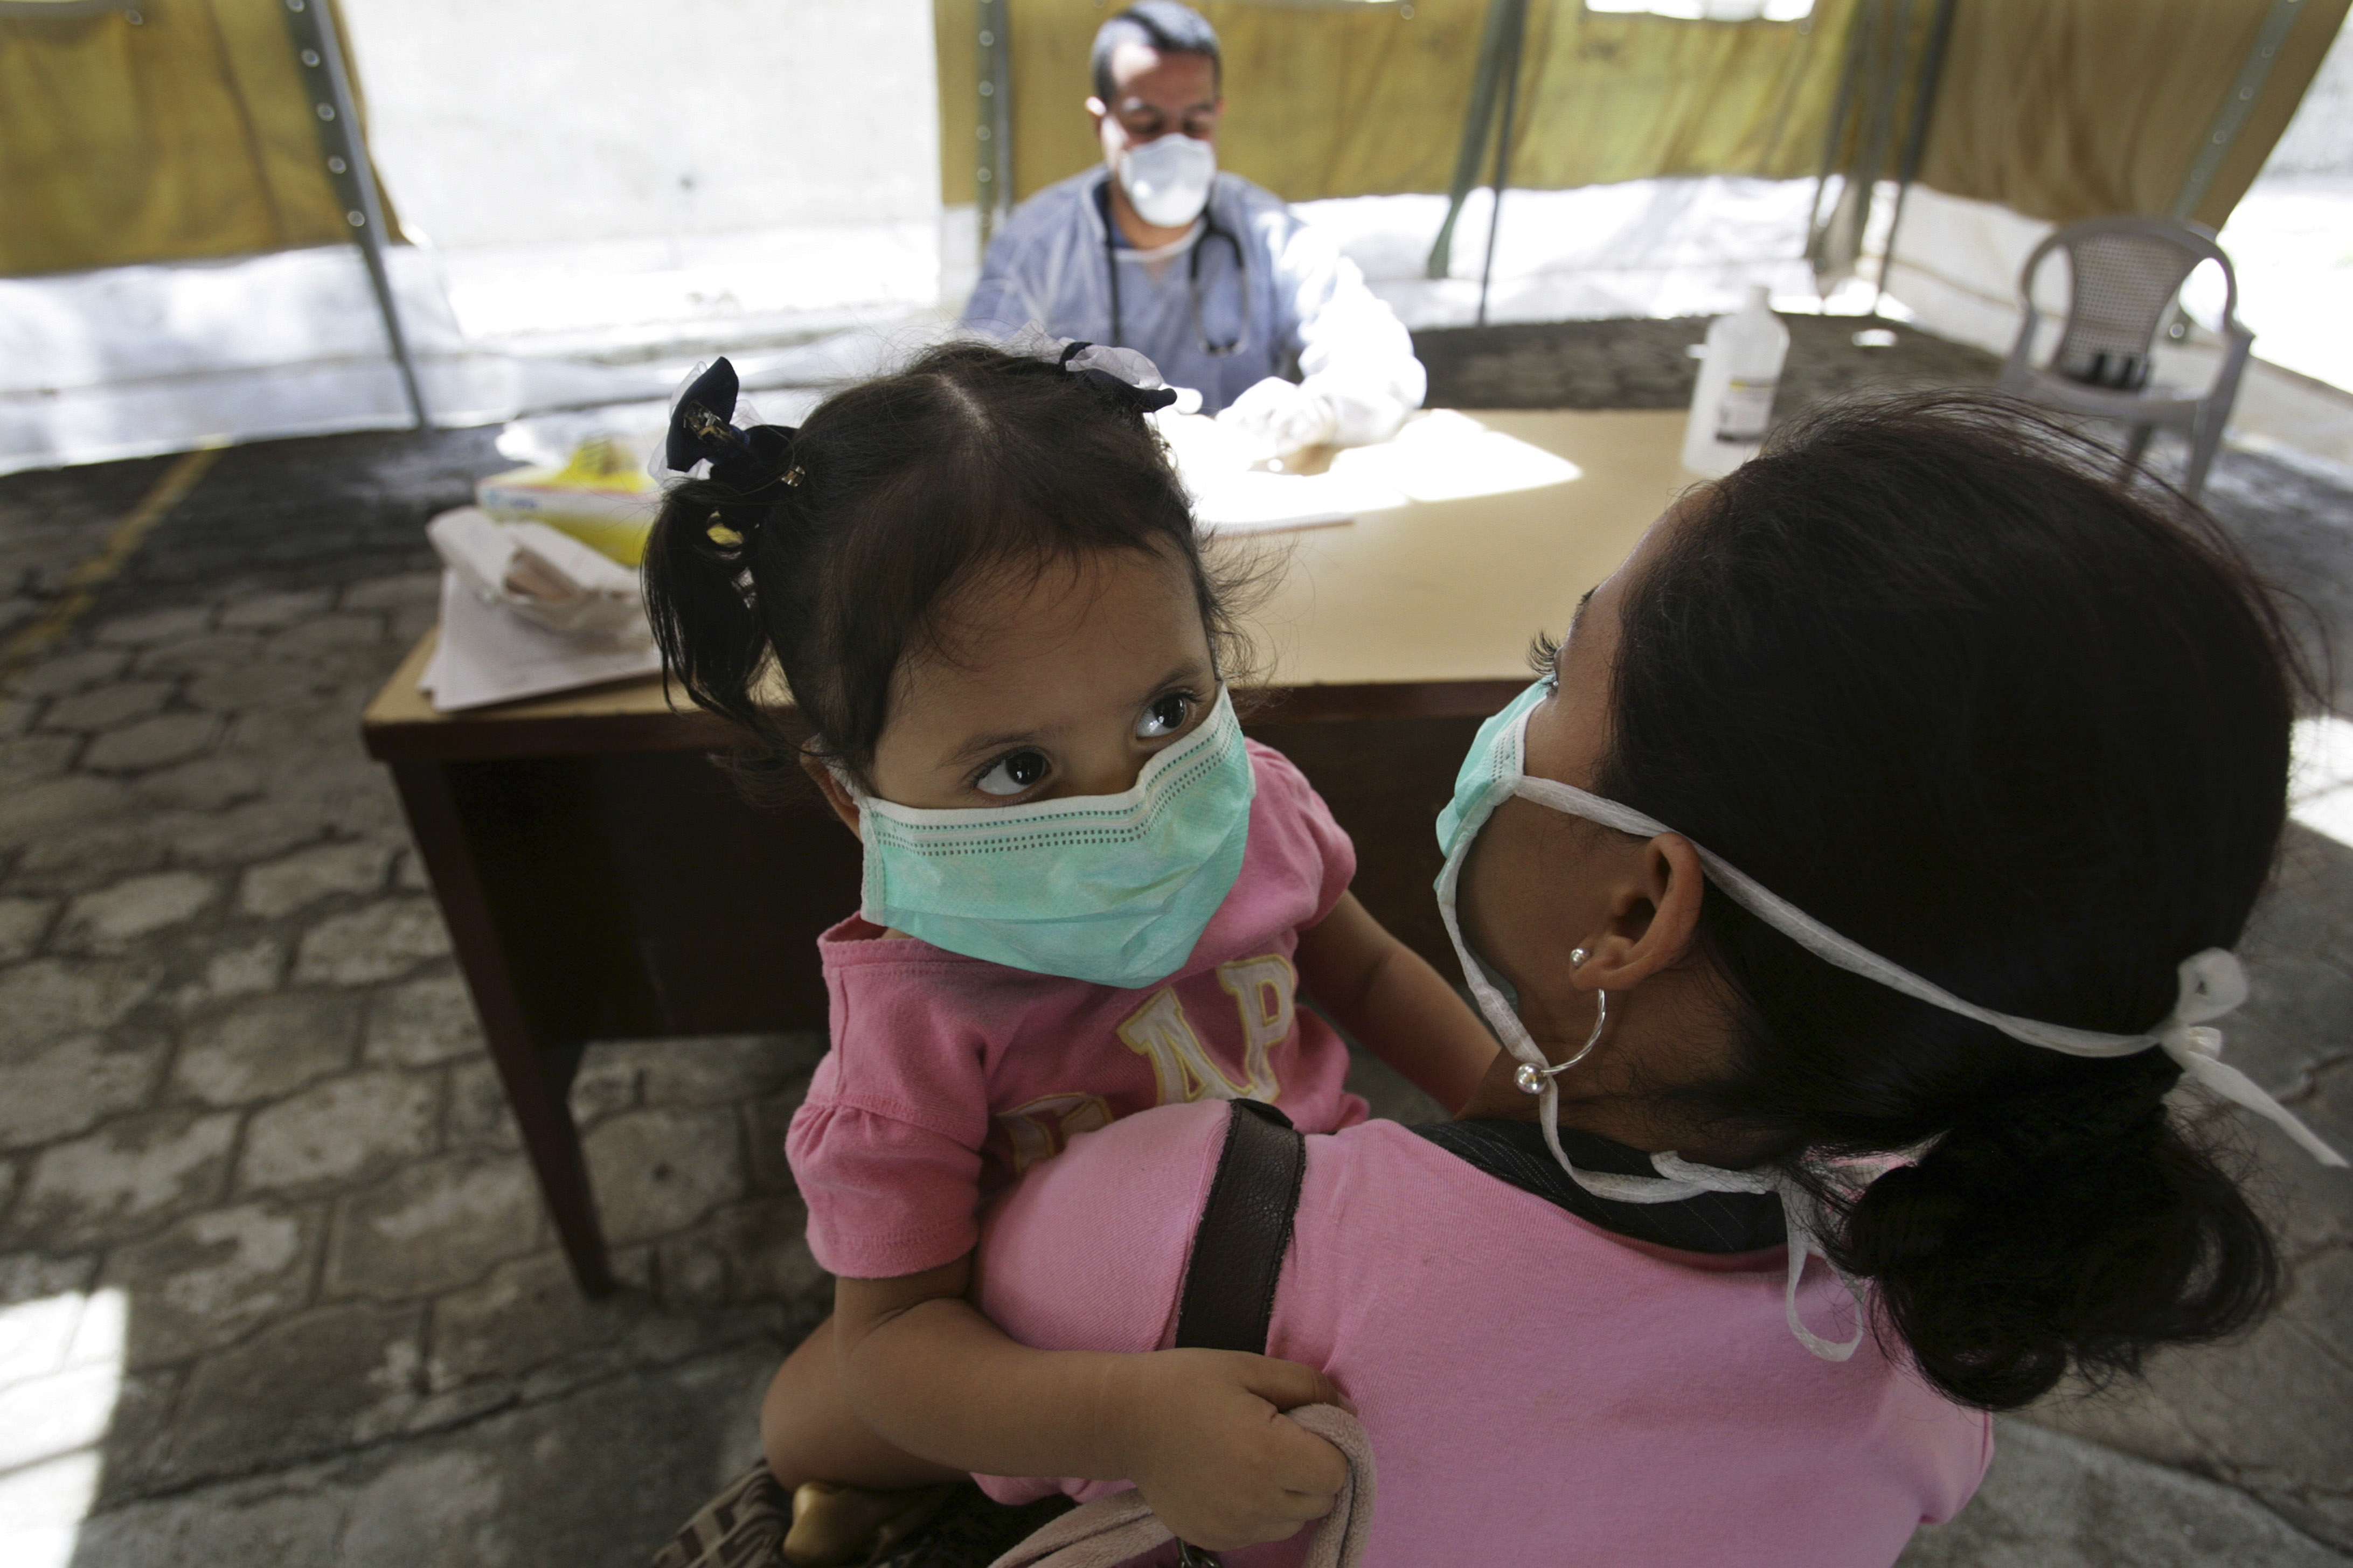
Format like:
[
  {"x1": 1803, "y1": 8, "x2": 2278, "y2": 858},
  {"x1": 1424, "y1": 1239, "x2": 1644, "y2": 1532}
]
[
  {"x1": 1639, "y1": 833, "x2": 1707, "y2": 970},
  {"x1": 1580, "y1": 833, "x2": 1706, "y2": 988},
  {"x1": 801, "y1": 753, "x2": 863, "y2": 839}
]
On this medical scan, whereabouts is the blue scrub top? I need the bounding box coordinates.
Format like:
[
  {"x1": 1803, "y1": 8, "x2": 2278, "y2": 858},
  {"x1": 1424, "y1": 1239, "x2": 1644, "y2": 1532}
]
[{"x1": 963, "y1": 168, "x2": 1425, "y2": 438}]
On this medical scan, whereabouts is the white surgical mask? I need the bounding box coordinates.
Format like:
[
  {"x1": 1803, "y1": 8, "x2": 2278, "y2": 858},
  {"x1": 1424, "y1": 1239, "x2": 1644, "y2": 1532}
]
[
  {"x1": 1116, "y1": 132, "x2": 1216, "y2": 229},
  {"x1": 1434, "y1": 678, "x2": 2347, "y2": 1360}
]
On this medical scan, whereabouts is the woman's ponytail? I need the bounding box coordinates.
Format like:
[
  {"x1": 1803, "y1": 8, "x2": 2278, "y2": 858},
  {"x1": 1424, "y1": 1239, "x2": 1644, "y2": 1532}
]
[{"x1": 1837, "y1": 1053, "x2": 2279, "y2": 1409}]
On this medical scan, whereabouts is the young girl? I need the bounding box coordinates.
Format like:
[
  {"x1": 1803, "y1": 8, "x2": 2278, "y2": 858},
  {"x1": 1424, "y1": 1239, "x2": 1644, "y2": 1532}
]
[{"x1": 642, "y1": 342, "x2": 1499, "y2": 1560}]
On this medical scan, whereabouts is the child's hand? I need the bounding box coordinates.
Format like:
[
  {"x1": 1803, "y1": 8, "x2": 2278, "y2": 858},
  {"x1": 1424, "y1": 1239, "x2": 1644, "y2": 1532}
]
[{"x1": 1110, "y1": 1349, "x2": 1353, "y2": 1551}]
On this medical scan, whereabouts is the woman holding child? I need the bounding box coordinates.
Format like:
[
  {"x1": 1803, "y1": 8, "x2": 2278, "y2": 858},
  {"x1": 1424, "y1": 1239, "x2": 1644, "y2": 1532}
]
[{"x1": 645, "y1": 339, "x2": 2338, "y2": 1566}]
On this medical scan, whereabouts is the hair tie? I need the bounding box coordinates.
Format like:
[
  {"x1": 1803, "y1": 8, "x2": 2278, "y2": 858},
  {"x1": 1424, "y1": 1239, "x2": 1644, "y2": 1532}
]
[
  {"x1": 665, "y1": 357, "x2": 804, "y2": 494},
  {"x1": 1054, "y1": 339, "x2": 1185, "y2": 413}
]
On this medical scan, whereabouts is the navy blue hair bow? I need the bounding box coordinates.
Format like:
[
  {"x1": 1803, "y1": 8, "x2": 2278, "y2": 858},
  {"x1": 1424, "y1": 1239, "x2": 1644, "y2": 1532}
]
[{"x1": 667, "y1": 357, "x2": 799, "y2": 490}]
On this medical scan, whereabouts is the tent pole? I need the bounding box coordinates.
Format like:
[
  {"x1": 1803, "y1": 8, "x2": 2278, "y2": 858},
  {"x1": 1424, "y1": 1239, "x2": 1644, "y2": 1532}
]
[
  {"x1": 1813, "y1": 0, "x2": 1905, "y2": 298},
  {"x1": 2170, "y1": 0, "x2": 2307, "y2": 222},
  {"x1": 1427, "y1": 0, "x2": 1521, "y2": 281},
  {"x1": 1871, "y1": 0, "x2": 1958, "y2": 319},
  {"x1": 976, "y1": 0, "x2": 1016, "y2": 263},
  {"x1": 1804, "y1": 0, "x2": 1877, "y2": 289},
  {"x1": 1476, "y1": 0, "x2": 1529, "y2": 327},
  {"x1": 282, "y1": 0, "x2": 427, "y2": 430}
]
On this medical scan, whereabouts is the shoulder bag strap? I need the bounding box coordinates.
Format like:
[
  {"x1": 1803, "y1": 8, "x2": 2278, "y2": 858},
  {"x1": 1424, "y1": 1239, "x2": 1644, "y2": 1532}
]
[{"x1": 1172, "y1": 1099, "x2": 1308, "y2": 1354}]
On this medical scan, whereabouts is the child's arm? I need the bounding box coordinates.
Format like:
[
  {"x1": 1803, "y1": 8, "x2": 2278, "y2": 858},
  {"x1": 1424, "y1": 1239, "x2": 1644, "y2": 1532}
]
[
  {"x1": 834, "y1": 1265, "x2": 1349, "y2": 1551},
  {"x1": 1294, "y1": 890, "x2": 1498, "y2": 1114}
]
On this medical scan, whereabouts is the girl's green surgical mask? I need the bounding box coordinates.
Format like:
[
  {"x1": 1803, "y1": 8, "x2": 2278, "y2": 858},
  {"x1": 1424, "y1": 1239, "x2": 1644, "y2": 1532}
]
[{"x1": 852, "y1": 688, "x2": 1256, "y2": 988}]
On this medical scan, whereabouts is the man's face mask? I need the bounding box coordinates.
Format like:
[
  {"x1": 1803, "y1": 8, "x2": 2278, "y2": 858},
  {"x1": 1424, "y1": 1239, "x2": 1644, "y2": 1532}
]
[
  {"x1": 850, "y1": 687, "x2": 1255, "y2": 989},
  {"x1": 1116, "y1": 131, "x2": 1217, "y2": 229}
]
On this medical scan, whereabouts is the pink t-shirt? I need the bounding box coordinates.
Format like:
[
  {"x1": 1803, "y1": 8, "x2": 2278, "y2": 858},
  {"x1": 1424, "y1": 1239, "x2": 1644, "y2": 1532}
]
[
  {"x1": 974, "y1": 1103, "x2": 1993, "y2": 1567},
  {"x1": 788, "y1": 740, "x2": 1370, "y2": 1279}
]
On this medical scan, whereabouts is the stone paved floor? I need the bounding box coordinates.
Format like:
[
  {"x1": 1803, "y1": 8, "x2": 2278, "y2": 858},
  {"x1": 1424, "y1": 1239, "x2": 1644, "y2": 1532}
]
[
  {"x1": 0, "y1": 323, "x2": 2347, "y2": 1566},
  {"x1": 0, "y1": 432, "x2": 831, "y2": 1566}
]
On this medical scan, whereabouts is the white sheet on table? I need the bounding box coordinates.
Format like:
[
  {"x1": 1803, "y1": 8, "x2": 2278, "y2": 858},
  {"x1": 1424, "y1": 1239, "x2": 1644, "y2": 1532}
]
[
  {"x1": 1159, "y1": 408, "x2": 1581, "y2": 533},
  {"x1": 419, "y1": 569, "x2": 663, "y2": 713}
]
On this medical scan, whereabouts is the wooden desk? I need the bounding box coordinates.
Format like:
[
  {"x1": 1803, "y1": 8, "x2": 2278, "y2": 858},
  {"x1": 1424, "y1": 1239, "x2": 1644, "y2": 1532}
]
[{"x1": 362, "y1": 409, "x2": 1689, "y2": 1292}]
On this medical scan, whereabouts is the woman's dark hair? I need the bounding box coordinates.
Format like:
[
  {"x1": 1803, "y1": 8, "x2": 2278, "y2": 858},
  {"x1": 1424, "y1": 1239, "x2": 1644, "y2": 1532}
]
[
  {"x1": 642, "y1": 341, "x2": 1248, "y2": 788},
  {"x1": 1602, "y1": 393, "x2": 2300, "y2": 1410}
]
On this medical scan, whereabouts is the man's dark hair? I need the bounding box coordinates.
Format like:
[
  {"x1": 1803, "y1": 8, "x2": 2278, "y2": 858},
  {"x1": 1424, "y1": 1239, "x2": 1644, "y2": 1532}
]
[{"x1": 1092, "y1": 1, "x2": 1221, "y2": 103}]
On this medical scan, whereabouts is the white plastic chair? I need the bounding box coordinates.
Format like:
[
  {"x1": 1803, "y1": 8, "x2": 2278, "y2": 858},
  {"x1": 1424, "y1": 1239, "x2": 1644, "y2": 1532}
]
[{"x1": 1995, "y1": 215, "x2": 2255, "y2": 500}]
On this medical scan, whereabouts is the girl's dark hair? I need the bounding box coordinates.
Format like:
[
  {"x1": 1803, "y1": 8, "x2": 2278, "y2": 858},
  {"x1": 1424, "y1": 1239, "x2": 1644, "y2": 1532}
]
[
  {"x1": 1602, "y1": 393, "x2": 2299, "y2": 1410},
  {"x1": 642, "y1": 341, "x2": 1246, "y2": 786}
]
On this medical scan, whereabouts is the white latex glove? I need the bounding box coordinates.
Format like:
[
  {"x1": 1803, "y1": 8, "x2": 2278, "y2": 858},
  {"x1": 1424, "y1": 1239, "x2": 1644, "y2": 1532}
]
[{"x1": 1216, "y1": 376, "x2": 1338, "y2": 461}]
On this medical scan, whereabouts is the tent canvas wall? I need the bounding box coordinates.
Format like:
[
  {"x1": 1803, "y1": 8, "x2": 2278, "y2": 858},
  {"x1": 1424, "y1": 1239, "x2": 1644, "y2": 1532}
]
[
  {"x1": 934, "y1": 0, "x2": 2344, "y2": 228},
  {"x1": 0, "y1": 0, "x2": 940, "y2": 474},
  {"x1": 2, "y1": 0, "x2": 2344, "y2": 473}
]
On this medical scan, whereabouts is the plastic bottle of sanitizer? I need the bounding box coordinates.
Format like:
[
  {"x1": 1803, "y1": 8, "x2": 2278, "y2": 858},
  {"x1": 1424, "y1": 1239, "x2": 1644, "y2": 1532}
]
[{"x1": 1681, "y1": 284, "x2": 1790, "y2": 478}]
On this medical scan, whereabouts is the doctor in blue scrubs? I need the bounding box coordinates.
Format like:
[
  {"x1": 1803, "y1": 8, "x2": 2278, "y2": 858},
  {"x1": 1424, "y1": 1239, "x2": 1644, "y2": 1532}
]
[{"x1": 962, "y1": 1, "x2": 1427, "y2": 453}]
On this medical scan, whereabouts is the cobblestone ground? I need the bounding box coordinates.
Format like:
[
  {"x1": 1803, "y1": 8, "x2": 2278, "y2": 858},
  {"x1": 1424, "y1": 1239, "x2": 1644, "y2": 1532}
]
[
  {"x1": 0, "y1": 432, "x2": 826, "y2": 1565},
  {"x1": 0, "y1": 323, "x2": 2344, "y2": 1567},
  {"x1": 1413, "y1": 311, "x2": 2014, "y2": 416}
]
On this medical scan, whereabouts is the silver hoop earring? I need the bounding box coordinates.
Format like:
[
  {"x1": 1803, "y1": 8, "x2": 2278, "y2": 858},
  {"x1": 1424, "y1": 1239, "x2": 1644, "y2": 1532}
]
[{"x1": 1515, "y1": 988, "x2": 1608, "y2": 1095}]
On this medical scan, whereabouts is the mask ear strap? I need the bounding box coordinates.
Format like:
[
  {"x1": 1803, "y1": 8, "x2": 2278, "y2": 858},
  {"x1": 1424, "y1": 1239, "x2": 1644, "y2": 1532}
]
[
  {"x1": 1438, "y1": 687, "x2": 1869, "y2": 1362},
  {"x1": 1434, "y1": 766, "x2": 1724, "y2": 1209},
  {"x1": 1773, "y1": 1179, "x2": 1868, "y2": 1361},
  {"x1": 1512, "y1": 770, "x2": 2347, "y2": 1169}
]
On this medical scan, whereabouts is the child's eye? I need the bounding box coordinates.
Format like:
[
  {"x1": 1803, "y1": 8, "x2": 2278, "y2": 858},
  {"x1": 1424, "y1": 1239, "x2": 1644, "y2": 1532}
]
[
  {"x1": 974, "y1": 749, "x2": 1050, "y2": 798},
  {"x1": 1136, "y1": 694, "x2": 1193, "y2": 739}
]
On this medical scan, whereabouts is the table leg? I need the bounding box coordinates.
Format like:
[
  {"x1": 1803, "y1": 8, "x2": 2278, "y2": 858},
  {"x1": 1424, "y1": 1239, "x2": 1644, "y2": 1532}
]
[{"x1": 389, "y1": 759, "x2": 615, "y2": 1296}]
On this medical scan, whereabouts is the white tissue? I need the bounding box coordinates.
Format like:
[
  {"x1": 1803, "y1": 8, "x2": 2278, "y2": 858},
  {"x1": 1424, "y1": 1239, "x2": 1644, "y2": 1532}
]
[{"x1": 426, "y1": 507, "x2": 648, "y2": 640}]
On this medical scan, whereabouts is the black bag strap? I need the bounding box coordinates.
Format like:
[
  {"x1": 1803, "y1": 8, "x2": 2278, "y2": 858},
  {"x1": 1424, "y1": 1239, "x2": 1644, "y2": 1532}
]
[{"x1": 1172, "y1": 1099, "x2": 1307, "y2": 1354}]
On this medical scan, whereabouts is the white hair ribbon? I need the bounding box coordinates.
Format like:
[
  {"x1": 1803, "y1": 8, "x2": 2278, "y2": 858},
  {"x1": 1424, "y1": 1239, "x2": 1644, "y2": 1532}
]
[{"x1": 998, "y1": 326, "x2": 1206, "y2": 414}]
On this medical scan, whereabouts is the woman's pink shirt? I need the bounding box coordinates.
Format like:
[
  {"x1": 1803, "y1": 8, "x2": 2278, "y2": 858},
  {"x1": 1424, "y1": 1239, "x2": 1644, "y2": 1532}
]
[
  {"x1": 788, "y1": 741, "x2": 1369, "y2": 1280},
  {"x1": 974, "y1": 1102, "x2": 1993, "y2": 1567}
]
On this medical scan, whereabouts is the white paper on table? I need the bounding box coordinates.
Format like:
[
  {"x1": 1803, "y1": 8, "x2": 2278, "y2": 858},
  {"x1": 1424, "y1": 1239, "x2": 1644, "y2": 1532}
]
[
  {"x1": 419, "y1": 570, "x2": 663, "y2": 713},
  {"x1": 427, "y1": 506, "x2": 646, "y2": 638},
  {"x1": 1153, "y1": 408, "x2": 1580, "y2": 533},
  {"x1": 1154, "y1": 410, "x2": 1404, "y2": 534},
  {"x1": 1326, "y1": 409, "x2": 1584, "y2": 503},
  {"x1": 1184, "y1": 470, "x2": 1411, "y2": 533}
]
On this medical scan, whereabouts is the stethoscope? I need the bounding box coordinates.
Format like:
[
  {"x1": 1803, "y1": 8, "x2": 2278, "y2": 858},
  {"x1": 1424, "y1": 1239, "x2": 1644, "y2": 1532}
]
[{"x1": 1099, "y1": 172, "x2": 1251, "y2": 359}]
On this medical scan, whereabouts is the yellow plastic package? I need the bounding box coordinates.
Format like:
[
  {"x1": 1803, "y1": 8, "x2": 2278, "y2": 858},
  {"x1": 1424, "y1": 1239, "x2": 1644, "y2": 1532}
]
[{"x1": 475, "y1": 436, "x2": 661, "y2": 567}]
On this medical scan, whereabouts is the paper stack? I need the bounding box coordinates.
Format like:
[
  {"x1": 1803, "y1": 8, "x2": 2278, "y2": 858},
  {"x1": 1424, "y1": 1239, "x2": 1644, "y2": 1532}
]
[
  {"x1": 1152, "y1": 410, "x2": 1407, "y2": 535},
  {"x1": 419, "y1": 507, "x2": 663, "y2": 713}
]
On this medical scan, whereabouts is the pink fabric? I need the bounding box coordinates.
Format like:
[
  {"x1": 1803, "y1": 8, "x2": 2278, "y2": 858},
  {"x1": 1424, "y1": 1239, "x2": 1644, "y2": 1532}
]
[
  {"x1": 973, "y1": 1104, "x2": 1994, "y2": 1568},
  {"x1": 788, "y1": 741, "x2": 1369, "y2": 1279}
]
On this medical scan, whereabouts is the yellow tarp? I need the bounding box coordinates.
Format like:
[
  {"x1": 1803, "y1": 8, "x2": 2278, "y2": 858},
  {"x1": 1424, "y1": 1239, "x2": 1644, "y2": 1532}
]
[
  {"x1": 4, "y1": 0, "x2": 2338, "y2": 279},
  {"x1": 935, "y1": 0, "x2": 2345, "y2": 232},
  {"x1": 0, "y1": 0, "x2": 394, "y2": 278},
  {"x1": 1920, "y1": 0, "x2": 2348, "y2": 231}
]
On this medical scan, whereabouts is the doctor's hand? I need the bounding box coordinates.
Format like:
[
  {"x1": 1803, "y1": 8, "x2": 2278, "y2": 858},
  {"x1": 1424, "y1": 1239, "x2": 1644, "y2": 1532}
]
[
  {"x1": 1111, "y1": 1348, "x2": 1351, "y2": 1551},
  {"x1": 1217, "y1": 377, "x2": 1338, "y2": 461}
]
